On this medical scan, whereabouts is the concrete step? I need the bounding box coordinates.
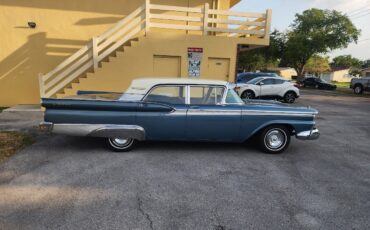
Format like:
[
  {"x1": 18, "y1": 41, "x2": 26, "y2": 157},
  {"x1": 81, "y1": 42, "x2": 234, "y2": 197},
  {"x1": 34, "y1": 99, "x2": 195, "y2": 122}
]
[{"x1": 3, "y1": 104, "x2": 41, "y2": 112}]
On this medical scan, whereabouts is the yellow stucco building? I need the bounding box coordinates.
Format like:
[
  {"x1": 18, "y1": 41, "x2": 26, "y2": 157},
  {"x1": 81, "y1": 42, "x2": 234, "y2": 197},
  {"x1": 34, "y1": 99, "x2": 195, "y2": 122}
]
[{"x1": 0, "y1": 0, "x2": 271, "y2": 106}]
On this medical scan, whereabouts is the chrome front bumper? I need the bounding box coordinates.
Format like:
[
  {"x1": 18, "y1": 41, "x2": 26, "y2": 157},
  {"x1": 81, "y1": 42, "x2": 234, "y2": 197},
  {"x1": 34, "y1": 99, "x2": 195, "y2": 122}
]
[{"x1": 296, "y1": 128, "x2": 320, "y2": 140}]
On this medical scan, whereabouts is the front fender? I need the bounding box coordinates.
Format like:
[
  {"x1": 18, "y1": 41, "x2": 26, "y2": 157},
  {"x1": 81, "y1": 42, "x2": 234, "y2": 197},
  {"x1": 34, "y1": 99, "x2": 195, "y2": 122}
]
[
  {"x1": 241, "y1": 119, "x2": 315, "y2": 142},
  {"x1": 240, "y1": 87, "x2": 258, "y2": 96}
]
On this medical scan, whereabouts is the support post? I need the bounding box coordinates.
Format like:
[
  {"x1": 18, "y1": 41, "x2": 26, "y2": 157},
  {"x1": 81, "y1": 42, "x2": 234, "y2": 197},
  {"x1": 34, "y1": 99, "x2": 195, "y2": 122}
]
[
  {"x1": 203, "y1": 3, "x2": 209, "y2": 35},
  {"x1": 92, "y1": 37, "x2": 99, "y2": 69},
  {"x1": 145, "y1": 0, "x2": 150, "y2": 35},
  {"x1": 38, "y1": 73, "x2": 45, "y2": 98},
  {"x1": 264, "y1": 9, "x2": 272, "y2": 40}
]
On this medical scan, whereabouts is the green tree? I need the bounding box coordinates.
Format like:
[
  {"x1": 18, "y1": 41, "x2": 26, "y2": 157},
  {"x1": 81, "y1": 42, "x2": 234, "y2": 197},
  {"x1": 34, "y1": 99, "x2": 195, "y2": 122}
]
[
  {"x1": 332, "y1": 55, "x2": 362, "y2": 68},
  {"x1": 280, "y1": 8, "x2": 360, "y2": 77},
  {"x1": 304, "y1": 55, "x2": 331, "y2": 74},
  {"x1": 238, "y1": 30, "x2": 284, "y2": 72}
]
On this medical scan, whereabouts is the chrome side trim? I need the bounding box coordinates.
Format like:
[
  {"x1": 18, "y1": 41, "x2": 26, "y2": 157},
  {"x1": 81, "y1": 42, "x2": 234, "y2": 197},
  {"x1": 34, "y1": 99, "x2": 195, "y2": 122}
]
[
  {"x1": 89, "y1": 125, "x2": 145, "y2": 140},
  {"x1": 243, "y1": 110, "x2": 317, "y2": 117},
  {"x1": 52, "y1": 124, "x2": 146, "y2": 140},
  {"x1": 296, "y1": 128, "x2": 320, "y2": 140},
  {"x1": 187, "y1": 110, "x2": 240, "y2": 116}
]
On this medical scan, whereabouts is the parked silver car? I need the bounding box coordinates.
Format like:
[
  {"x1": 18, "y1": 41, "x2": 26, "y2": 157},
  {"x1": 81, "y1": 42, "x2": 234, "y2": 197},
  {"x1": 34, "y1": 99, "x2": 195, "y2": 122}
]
[{"x1": 350, "y1": 77, "x2": 370, "y2": 94}]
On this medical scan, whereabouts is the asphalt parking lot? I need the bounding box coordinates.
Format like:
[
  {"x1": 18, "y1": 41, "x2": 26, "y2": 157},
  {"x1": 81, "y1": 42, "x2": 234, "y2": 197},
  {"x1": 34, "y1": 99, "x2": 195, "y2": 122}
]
[{"x1": 1, "y1": 89, "x2": 370, "y2": 230}]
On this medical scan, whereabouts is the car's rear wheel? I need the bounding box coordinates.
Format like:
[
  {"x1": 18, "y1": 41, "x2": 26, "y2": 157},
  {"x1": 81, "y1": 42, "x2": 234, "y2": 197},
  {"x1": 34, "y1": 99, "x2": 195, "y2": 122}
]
[
  {"x1": 354, "y1": 85, "x2": 363, "y2": 94},
  {"x1": 241, "y1": 90, "x2": 255, "y2": 99},
  {"x1": 258, "y1": 125, "x2": 291, "y2": 154},
  {"x1": 284, "y1": 92, "x2": 296, "y2": 103},
  {"x1": 108, "y1": 137, "x2": 136, "y2": 152}
]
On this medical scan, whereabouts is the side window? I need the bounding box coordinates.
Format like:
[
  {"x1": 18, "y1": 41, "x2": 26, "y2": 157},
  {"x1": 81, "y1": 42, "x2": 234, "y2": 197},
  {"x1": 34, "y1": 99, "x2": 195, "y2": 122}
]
[
  {"x1": 144, "y1": 86, "x2": 186, "y2": 104},
  {"x1": 190, "y1": 86, "x2": 225, "y2": 105},
  {"x1": 273, "y1": 79, "x2": 285, "y2": 84},
  {"x1": 262, "y1": 79, "x2": 274, "y2": 85}
]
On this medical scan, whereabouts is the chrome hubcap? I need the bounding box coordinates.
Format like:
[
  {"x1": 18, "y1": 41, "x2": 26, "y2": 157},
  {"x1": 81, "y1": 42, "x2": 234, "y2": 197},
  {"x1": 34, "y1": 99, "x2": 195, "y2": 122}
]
[
  {"x1": 265, "y1": 129, "x2": 285, "y2": 150},
  {"x1": 112, "y1": 138, "x2": 130, "y2": 147},
  {"x1": 355, "y1": 87, "x2": 361, "y2": 93}
]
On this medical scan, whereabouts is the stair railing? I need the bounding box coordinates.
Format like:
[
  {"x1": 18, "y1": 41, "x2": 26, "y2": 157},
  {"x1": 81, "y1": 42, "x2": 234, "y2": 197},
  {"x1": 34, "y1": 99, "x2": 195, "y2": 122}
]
[{"x1": 39, "y1": 3, "x2": 147, "y2": 98}]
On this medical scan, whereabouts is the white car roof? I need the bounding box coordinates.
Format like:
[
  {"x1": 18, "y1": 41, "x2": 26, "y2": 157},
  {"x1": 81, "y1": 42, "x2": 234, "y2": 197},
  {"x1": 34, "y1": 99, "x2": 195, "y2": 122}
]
[{"x1": 125, "y1": 78, "x2": 229, "y2": 95}]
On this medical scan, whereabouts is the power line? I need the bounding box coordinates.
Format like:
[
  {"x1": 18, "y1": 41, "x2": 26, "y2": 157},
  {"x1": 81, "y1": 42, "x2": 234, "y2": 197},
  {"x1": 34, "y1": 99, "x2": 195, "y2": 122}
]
[
  {"x1": 349, "y1": 8, "x2": 370, "y2": 17},
  {"x1": 346, "y1": 5, "x2": 370, "y2": 15},
  {"x1": 351, "y1": 12, "x2": 370, "y2": 19},
  {"x1": 358, "y1": 38, "x2": 370, "y2": 43}
]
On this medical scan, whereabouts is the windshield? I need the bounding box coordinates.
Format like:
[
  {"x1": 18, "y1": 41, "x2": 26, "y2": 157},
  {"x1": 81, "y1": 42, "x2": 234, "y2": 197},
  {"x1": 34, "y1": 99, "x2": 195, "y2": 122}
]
[{"x1": 225, "y1": 89, "x2": 244, "y2": 104}]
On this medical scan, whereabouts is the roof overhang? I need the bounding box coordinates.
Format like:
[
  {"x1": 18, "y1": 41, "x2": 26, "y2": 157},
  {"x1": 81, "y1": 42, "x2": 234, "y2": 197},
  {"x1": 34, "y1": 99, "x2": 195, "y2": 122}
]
[{"x1": 230, "y1": 0, "x2": 241, "y2": 7}]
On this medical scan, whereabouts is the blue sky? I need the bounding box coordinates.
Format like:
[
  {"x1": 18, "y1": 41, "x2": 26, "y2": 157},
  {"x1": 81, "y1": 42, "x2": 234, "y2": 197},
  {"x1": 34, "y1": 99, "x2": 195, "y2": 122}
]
[{"x1": 233, "y1": 0, "x2": 370, "y2": 61}]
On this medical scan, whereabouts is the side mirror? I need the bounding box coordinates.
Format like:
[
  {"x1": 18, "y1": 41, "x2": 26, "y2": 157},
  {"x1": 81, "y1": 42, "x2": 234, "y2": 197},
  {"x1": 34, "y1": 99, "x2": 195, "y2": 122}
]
[{"x1": 257, "y1": 82, "x2": 264, "y2": 86}]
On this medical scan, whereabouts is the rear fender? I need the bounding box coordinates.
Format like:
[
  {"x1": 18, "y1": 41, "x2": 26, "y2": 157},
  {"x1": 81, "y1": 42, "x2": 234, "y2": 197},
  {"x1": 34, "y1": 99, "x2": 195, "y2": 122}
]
[{"x1": 52, "y1": 124, "x2": 146, "y2": 140}]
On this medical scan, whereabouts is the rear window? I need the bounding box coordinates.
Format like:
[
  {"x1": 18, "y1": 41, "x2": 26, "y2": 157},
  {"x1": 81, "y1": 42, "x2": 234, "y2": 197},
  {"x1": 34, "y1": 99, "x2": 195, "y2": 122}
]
[{"x1": 273, "y1": 79, "x2": 286, "y2": 84}]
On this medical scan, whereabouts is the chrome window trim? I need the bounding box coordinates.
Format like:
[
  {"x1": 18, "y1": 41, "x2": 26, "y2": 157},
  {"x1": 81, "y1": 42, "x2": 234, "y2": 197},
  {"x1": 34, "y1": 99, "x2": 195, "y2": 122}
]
[
  {"x1": 186, "y1": 85, "x2": 190, "y2": 104},
  {"x1": 188, "y1": 85, "x2": 227, "y2": 105},
  {"x1": 141, "y1": 84, "x2": 188, "y2": 104},
  {"x1": 142, "y1": 83, "x2": 228, "y2": 105}
]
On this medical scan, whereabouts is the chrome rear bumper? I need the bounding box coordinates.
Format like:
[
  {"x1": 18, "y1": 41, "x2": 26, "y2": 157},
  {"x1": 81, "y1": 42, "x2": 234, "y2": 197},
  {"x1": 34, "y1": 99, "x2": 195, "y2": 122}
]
[
  {"x1": 39, "y1": 122, "x2": 53, "y2": 133},
  {"x1": 296, "y1": 128, "x2": 320, "y2": 140}
]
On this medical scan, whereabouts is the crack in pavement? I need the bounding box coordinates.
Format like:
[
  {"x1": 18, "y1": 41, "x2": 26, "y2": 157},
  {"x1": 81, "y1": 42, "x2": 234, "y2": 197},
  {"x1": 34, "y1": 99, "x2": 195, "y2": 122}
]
[
  {"x1": 137, "y1": 195, "x2": 154, "y2": 230},
  {"x1": 212, "y1": 207, "x2": 230, "y2": 230}
]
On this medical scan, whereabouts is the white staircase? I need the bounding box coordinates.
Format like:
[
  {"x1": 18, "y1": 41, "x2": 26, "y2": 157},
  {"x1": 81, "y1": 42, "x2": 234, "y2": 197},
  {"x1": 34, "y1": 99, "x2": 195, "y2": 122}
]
[{"x1": 38, "y1": 0, "x2": 271, "y2": 98}]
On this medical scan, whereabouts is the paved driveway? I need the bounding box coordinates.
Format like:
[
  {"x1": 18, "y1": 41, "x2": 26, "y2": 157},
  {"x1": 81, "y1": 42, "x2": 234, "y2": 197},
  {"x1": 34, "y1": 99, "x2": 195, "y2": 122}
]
[{"x1": 1, "y1": 90, "x2": 370, "y2": 230}]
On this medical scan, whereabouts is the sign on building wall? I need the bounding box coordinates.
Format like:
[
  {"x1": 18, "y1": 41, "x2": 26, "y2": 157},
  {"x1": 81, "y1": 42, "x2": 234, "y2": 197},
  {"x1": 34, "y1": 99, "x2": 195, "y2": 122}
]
[{"x1": 188, "y1": 48, "x2": 203, "y2": 77}]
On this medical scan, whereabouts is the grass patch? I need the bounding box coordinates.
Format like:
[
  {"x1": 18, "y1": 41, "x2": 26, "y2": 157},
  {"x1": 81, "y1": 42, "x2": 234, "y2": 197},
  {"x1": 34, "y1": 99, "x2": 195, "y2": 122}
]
[
  {"x1": 0, "y1": 131, "x2": 35, "y2": 163},
  {"x1": 333, "y1": 82, "x2": 350, "y2": 88}
]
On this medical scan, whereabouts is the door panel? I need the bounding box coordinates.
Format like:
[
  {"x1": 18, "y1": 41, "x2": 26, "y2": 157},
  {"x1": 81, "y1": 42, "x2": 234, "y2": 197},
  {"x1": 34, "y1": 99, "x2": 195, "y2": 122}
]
[
  {"x1": 153, "y1": 55, "x2": 181, "y2": 77},
  {"x1": 259, "y1": 78, "x2": 275, "y2": 96},
  {"x1": 207, "y1": 58, "x2": 230, "y2": 81},
  {"x1": 137, "y1": 85, "x2": 187, "y2": 140},
  {"x1": 186, "y1": 105, "x2": 241, "y2": 141},
  {"x1": 136, "y1": 104, "x2": 187, "y2": 140}
]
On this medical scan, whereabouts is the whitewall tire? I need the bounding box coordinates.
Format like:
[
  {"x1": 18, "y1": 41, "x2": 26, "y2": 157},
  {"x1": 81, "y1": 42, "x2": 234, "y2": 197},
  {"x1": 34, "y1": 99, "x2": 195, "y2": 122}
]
[
  {"x1": 108, "y1": 137, "x2": 136, "y2": 152},
  {"x1": 258, "y1": 126, "x2": 291, "y2": 154}
]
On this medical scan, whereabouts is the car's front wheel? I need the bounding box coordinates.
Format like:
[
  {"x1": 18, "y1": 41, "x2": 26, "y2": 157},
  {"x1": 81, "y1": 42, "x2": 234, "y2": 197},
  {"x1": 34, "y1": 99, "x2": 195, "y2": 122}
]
[
  {"x1": 258, "y1": 125, "x2": 291, "y2": 154},
  {"x1": 241, "y1": 90, "x2": 255, "y2": 99},
  {"x1": 284, "y1": 92, "x2": 296, "y2": 103},
  {"x1": 354, "y1": 85, "x2": 363, "y2": 94},
  {"x1": 108, "y1": 137, "x2": 136, "y2": 152}
]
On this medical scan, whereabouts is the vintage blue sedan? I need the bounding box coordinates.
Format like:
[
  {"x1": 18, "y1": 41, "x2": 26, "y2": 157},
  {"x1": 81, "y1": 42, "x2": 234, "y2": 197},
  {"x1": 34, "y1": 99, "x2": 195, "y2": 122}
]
[{"x1": 40, "y1": 78, "x2": 319, "y2": 153}]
